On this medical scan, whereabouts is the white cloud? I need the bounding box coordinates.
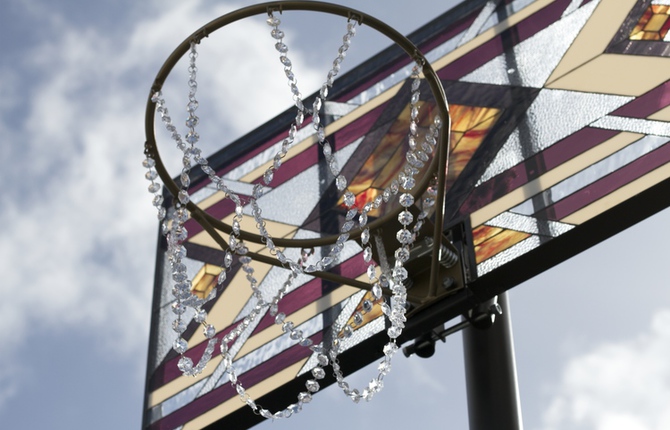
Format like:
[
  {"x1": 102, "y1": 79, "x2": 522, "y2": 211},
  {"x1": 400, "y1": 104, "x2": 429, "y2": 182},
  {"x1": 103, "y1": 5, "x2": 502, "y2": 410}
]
[
  {"x1": 0, "y1": 0, "x2": 324, "y2": 409},
  {"x1": 541, "y1": 309, "x2": 670, "y2": 430}
]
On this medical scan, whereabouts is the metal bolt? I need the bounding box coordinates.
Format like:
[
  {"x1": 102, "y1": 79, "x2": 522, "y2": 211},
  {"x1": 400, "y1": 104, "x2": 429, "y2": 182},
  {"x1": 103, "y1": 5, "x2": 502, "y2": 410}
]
[{"x1": 442, "y1": 276, "x2": 455, "y2": 290}]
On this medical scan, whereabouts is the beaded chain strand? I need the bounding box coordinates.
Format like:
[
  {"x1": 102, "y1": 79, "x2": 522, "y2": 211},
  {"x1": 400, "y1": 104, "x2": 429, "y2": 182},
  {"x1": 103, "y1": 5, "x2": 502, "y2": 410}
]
[{"x1": 143, "y1": 12, "x2": 443, "y2": 419}]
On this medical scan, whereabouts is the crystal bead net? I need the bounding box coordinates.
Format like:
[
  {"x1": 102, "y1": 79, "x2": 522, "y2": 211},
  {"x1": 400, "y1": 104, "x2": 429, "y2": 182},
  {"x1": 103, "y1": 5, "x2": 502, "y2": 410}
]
[{"x1": 145, "y1": 11, "x2": 444, "y2": 421}]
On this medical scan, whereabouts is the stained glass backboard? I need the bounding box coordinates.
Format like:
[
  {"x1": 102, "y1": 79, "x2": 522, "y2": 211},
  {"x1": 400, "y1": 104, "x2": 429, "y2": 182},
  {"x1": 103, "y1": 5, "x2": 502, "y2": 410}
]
[{"x1": 144, "y1": 1, "x2": 670, "y2": 428}]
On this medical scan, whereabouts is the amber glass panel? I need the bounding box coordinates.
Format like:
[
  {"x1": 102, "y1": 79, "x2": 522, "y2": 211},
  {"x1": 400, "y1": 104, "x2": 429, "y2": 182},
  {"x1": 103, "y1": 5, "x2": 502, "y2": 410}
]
[
  {"x1": 447, "y1": 106, "x2": 501, "y2": 186},
  {"x1": 474, "y1": 229, "x2": 531, "y2": 264},
  {"x1": 191, "y1": 264, "x2": 221, "y2": 299},
  {"x1": 342, "y1": 103, "x2": 501, "y2": 215},
  {"x1": 630, "y1": 5, "x2": 670, "y2": 40},
  {"x1": 472, "y1": 225, "x2": 503, "y2": 246}
]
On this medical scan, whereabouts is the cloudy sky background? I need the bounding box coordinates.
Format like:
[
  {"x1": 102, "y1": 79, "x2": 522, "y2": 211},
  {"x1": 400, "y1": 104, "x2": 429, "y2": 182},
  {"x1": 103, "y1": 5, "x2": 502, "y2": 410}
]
[{"x1": 0, "y1": 0, "x2": 669, "y2": 429}]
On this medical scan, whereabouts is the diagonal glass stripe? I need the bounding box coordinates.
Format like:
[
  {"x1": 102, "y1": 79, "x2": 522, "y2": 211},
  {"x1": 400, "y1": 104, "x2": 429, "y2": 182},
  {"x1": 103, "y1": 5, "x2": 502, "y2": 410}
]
[
  {"x1": 511, "y1": 135, "x2": 670, "y2": 215},
  {"x1": 458, "y1": 1, "x2": 501, "y2": 47},
  {"x1": 477, "y1": 235, "x2": 541, "y2": 276},
  {"x1": 479, "y1": 0, "x2": 543, "y2": 34},
  {"x1": 591, "y1": 116, "x2": 670, "y2": 137},
  {"x1": 213, "y1": 315, "x2": 325, "y2": 390},
  {"x1": 148, "y1": 378, "x2": 208, "y2": 424},
  {"x1": 486, "y1": 211, "x2": 574, "y2": 236}
]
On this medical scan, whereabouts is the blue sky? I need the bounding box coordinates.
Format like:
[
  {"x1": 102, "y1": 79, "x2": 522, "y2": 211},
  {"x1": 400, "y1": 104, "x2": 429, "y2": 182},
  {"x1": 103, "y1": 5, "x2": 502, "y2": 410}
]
[{"x1": 1, "y1": 1, "x2": 669, "y2": 429}]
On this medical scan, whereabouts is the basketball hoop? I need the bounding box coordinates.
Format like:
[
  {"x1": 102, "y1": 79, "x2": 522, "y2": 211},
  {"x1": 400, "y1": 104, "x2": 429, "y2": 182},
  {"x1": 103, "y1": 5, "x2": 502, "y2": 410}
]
[{"x1": 143, "y1": 1, "x2": 451, "y2": 420}]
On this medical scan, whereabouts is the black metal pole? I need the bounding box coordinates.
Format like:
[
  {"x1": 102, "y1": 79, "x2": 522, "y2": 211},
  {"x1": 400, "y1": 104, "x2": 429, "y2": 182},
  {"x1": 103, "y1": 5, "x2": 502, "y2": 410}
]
[{"x1": 462, "y1": 292, "x2": 523, "y2": 430}]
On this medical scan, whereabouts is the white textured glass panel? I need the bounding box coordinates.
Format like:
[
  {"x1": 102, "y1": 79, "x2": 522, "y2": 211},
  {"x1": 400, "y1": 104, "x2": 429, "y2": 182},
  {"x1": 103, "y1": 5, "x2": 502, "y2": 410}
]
[
  {"x1": 477, "y1": 235, "x2": 541, "y2": 276},
  {"x1": 486, "y1": 211, "x2": 574, "y2": 236},
  {"x1": 510, "y1": 135, "x2": 670, "y2": 215},
  {"x1": 462, "y1": 1, "x2": 598, "y2": 88},
  {"x1": 458, "y1": 1, "x2": 500, "y2": 47},
  {"x1": 324, "y1": 101, "x2": 359, "y2": 117},
  {"x1": 477, "y1": 90, "x2": 632, "y2": 185},
  {"x1": 591, "y1": 116, "x2": 670, "y2": 138},
  {"x1": 479, "y1": 0, "x2": 541, "y2": 34},
  {"x1": 562, "y1": 0, "x2": 587, "y2": 17},
  {"x1": 190, "y1": 183, "x2": 219, "y2": 204},
  {"x1": 150, "y1": 378, "x2": 208, "y2": 424}
]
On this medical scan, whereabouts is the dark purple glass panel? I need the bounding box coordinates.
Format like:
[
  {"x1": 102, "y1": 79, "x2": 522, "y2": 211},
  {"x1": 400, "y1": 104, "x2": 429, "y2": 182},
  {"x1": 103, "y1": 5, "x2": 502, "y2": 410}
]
[
  {"x1": 611, "y1": 81, "x2": 670, "y2": 119},
  {"x1": 458, "y1": 128, "x2": 618, "y2": 217},
  {"x1": 540, "y1": 141, "x2": 670, "y2": 220},
  {"x1": 150, "y1": 332, "x2": 323, "y2": 430},
  {"x1": 438, "y1": 0, "x2": 571, "y2": 80}
]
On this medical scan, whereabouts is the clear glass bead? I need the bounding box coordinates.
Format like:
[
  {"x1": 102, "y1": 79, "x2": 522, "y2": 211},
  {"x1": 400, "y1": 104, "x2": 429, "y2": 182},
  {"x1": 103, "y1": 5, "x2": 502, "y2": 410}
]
[
  {"x1": 306, "y1": 380, "x2": 320, "y2": 393},
  {"x1": 372, "y1": 283, "x2": 383, "y2": 299},
  {"x1": 367, "y1": 264, "x2": 377, "y2": 280},
  {"x1": 187, "y1": 100, "x2": 199, "y2": 113},
  {"x1": 393, "y1": 266, "x2": 408, "y2": 281},
  {"x1": 399, "y1": 193, "x2": 414, "y2": 207},
  {"x1": 343, "y1": 191, "x2": 355, "y2": 208},
  {"x1": 282, "y1": 321, "x2": 294, "y2": 333},
  {"x1": 373, "y1": 195, "x2": 383, "y2": 208},
  {"x1": 361, "y1": 228, "x2": 370, "y2": 245},
  {"x1": 335, "y1": 175, "x2": 347, "y2": 191},
  {"x1": 145, "y1": 170, "x2": 158, "y2": 181},
  {"x1": 382, "y1": 188, "x2": 391, "y2": 202},
  {"x1": 263, "y1": 169, "x2": 273, "y2": 185},
  {"x1": 178, "y1": 356, "x2": 193, "y2": 373},
  {"x1": 173, "y1": 338, "x2": 187, "y2": 354},
  {"x1": 204, "y1": 324, "x2": 216, "y2": 339},
  {"x1": 401, "y1": 175, "x2": 415, "y2": 191},
  {"x1": 363, "y1": 300, "x2": 373, "y2": 312},
  {"x1": 363, "y1": 246, "x2": 373, "y2": 263},
  {"x1": 398, "y1": 210, "x2": 413, "y2": 226},
  {"x1": 396, "y1": 229, "x2": 413, "y2": 244},
  {"x1": 359, "y1": 211, "x2": 368, "y2": 226},
  {"x1": 390, "y1": 180, "x2": 399, "y2": 194},
  {"x1": 328, "y1": 158, "x2": 339, "y2": 176},
  {"x1": 406, "y1": 152, "x2": 424, "y2": 168},
  {"x1": 317, "y1": 354, "x2": 329, "y2": 366},
  {"x1": 312, "y1": 367, "x2": 326, "y2": 379},
  {"x1": 194, "y1": 308, "x2": 206, "y2": 323},
  {"x1": 341, "y1": 220, "x2": 355, "y2": 233},
  {"x1": 412, "y1": 77, "x2": 421, "y2": 91},
  {"x1": 171, "y1": 301, "x2": 186, "y2": 315},
  {"x1": 178, "y1": 190, "x2": 189, "y2": 205}
]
